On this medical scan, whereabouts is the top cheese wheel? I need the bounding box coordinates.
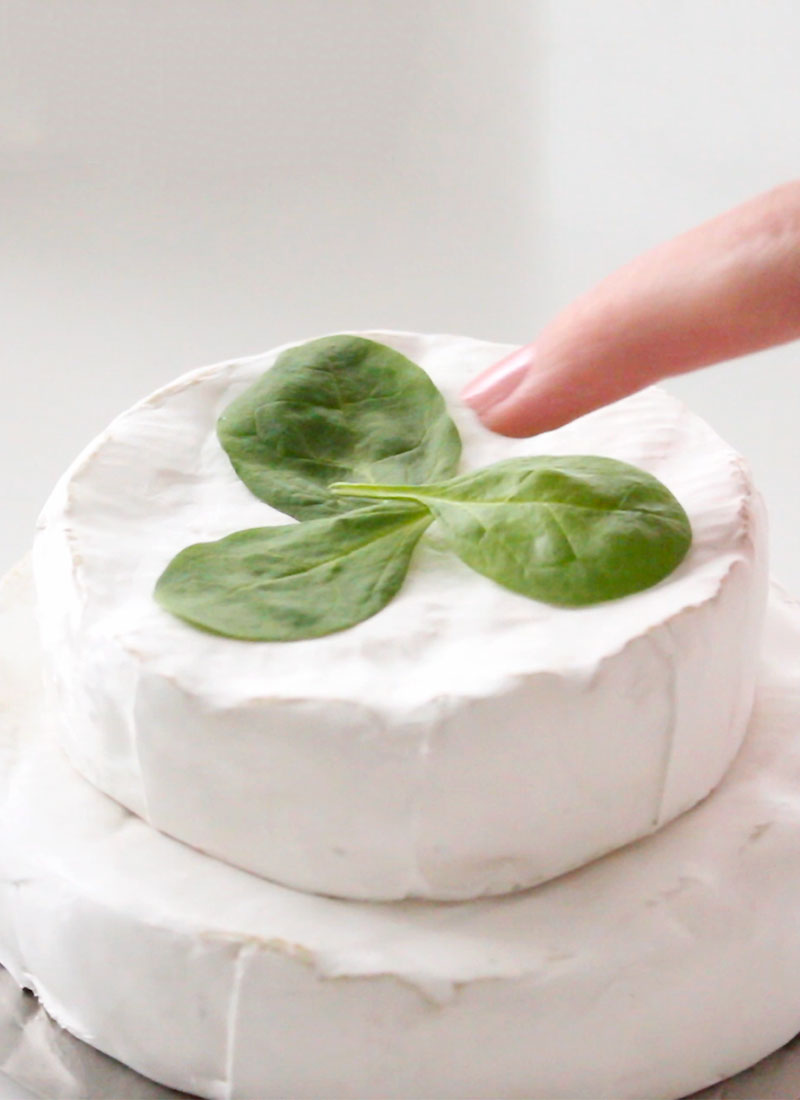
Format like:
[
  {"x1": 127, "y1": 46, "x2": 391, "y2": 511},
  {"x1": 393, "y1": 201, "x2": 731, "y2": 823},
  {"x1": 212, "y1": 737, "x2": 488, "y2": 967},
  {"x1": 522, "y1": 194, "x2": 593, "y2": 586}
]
[{"x1": 33, "y1": 332, "x2": 768, "y2": 900}]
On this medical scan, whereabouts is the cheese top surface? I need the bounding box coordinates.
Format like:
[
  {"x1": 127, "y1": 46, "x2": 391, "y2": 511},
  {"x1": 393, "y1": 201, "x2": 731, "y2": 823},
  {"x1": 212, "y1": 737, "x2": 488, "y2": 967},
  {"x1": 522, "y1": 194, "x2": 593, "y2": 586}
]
[
  {"x1": 2, "y1": 560, "x2": 800, "y2": 1099},
  {"x1": 33, "y1": 332, "x2": 767, "y2": 899},
  {"x1": 40, "y1": 331, "x2": 753, "y2": 694}
]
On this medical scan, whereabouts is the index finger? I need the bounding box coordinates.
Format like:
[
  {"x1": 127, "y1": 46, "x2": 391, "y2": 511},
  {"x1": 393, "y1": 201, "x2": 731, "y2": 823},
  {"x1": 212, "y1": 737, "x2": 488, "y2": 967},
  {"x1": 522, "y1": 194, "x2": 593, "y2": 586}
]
[{"x1": 463, "y1": 181, "x2": 800, "y2": 437}]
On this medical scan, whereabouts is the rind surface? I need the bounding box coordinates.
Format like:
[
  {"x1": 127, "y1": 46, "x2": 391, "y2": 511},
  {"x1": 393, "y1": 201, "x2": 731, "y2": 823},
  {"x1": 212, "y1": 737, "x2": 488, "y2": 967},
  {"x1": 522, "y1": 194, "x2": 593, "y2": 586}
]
[
  {"x1": 2, "y1": 560, "x2": 800, "y2": 1098},
  {"x1": 33, "y1": 331, "x2": 767, "y2": 900}
]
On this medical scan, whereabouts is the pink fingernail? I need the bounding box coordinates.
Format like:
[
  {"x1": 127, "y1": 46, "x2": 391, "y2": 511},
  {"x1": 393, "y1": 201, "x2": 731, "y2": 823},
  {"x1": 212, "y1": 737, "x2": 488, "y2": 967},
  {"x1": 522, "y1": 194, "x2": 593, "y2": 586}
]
[{"x1": 460, "y1": 345, "x2": 534, "y2": 414}]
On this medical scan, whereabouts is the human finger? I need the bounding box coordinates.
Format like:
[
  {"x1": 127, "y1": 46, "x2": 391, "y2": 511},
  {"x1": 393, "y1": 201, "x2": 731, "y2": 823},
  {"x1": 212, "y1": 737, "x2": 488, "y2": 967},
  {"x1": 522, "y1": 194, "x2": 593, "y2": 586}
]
[{"x1": 462, "y1": 181, "x2": 800, "y2": 437}]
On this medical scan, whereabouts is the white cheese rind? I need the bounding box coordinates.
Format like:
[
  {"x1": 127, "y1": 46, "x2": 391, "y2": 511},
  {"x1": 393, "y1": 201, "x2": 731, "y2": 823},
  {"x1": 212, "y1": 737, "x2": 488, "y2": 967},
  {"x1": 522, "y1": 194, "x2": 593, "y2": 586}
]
[
  {"x1": 33, "y1": 332, "x2": 767, "y2": 900},
  {"x1": 3, "y1": 559, "x2": 800, "y2": 1099}
]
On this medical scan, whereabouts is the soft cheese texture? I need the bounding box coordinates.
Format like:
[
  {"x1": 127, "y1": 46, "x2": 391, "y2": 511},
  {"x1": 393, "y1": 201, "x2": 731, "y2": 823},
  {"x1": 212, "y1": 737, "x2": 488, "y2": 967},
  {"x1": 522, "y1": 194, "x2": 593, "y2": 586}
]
[
  {"x1": 2, "y1": 559, "x2": 800, "y2": 1099},
  {"x1": 33, "y1": 332, "x2": 767, "y2": 900}
]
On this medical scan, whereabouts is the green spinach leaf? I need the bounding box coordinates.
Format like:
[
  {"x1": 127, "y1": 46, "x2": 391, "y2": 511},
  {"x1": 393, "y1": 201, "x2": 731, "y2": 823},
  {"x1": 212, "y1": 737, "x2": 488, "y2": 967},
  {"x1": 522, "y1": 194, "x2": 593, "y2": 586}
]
[
  {"x1": 217, "y1": 334, "x2": 462, "y2": 520},
  {"x1": 154, "y1": 503, "x2": 432, "y2": 641},
  {"x1": 331, "y1": 456, "x2": 691, "y2": 606},
  {"x1": 156, "y1": 336, "x2": 694, "y2": 640}
]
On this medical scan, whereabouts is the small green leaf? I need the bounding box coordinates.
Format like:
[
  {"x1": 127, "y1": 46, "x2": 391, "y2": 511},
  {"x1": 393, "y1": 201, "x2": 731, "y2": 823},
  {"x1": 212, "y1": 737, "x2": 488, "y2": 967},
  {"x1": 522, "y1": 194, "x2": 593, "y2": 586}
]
[
  {"x1": 154, "y1": 504, "x2": 432, "y2": 641},
  {"x1": 331, "y1": 456, "x2": 692, "y2": 606},
  {"x1": 217, "y1": 334, "x2": 462, "y2": 520}
]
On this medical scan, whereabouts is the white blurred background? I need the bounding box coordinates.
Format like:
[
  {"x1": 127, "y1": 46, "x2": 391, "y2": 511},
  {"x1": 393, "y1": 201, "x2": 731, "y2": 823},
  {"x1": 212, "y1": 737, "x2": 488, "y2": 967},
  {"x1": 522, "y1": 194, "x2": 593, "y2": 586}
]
[{"x1": 0, "y1": 4, "x2": 800, "y2": 1096}]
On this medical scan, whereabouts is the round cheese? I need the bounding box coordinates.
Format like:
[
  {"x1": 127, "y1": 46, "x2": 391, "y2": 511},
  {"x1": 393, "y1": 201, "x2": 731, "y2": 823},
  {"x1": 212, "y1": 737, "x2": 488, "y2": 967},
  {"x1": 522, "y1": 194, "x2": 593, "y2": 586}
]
[
  {"x1": 2, "y1": 559, "x2": 800, "y2": 1098},
  {"x1": 33, "y1": 332, "x2": 767, "y2": 900}
]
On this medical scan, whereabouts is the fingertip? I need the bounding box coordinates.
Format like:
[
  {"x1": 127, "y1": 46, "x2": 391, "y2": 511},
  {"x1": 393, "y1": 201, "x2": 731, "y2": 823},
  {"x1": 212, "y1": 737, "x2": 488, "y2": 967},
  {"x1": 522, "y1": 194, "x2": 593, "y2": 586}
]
[
  {"x1": 460, "y1": 344, "x2": 535, "y2": 416},
  {"x1": 460, "y1": 342, "x2": 599, "y2": 436},
  {"x1": 477, "y1": 383, "x2": 575, "y2": 438}
]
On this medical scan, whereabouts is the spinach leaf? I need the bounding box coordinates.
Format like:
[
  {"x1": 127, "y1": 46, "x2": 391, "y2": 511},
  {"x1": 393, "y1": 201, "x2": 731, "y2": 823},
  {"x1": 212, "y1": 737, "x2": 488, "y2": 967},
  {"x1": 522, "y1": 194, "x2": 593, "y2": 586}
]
[
  {"x1": 156, "y1": 336, "x2": 694, "y2": 639},
  {"x1": 154, "y1": 503, "x2": 432, "y2": 641},
  {"x1": 330, "y1": 456, "x2": 692, "y2": 606},
  {"x1": 217, "y1": 334, "x2": 462, "y2": 520}
]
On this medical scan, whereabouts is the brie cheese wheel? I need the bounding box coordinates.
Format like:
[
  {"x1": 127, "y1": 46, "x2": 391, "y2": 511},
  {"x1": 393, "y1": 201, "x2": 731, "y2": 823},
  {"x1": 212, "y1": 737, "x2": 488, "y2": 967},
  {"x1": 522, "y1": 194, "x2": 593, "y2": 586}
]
[
  {"x1": 33, "y1": 332, "x2": 767, "y2": 901},
  {"x1": 3, "y1": 559, "x2": 800, "y2": 1099}
]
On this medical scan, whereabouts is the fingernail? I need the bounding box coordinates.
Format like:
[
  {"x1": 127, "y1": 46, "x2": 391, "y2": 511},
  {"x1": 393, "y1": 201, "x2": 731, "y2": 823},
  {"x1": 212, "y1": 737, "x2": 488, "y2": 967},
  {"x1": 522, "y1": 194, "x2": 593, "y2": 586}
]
[{"x1": 460, "y1": 345, "x2": 534, "y2": 415}]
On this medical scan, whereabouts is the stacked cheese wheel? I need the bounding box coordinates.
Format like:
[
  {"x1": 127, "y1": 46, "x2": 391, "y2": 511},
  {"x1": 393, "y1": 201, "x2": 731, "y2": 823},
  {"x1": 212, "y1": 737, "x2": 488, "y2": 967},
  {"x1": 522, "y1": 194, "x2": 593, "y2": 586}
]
[{"x1": 4, "y1": 332, "x2": 800, "y2": 1099}]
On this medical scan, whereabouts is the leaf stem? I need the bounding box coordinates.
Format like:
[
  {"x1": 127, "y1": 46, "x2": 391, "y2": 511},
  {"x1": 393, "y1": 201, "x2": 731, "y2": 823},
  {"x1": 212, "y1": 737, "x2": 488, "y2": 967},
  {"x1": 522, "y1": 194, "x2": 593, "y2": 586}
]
[{"x1": 330, "y1": 481, "x2": 428, "y2": 503}]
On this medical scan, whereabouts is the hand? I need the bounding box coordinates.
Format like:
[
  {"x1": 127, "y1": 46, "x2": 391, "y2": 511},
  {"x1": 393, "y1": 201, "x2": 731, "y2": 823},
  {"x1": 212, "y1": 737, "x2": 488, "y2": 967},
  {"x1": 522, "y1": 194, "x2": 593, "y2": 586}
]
[{"x1": 461, "y1": 181, "x2": 800, "y2": 437}]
